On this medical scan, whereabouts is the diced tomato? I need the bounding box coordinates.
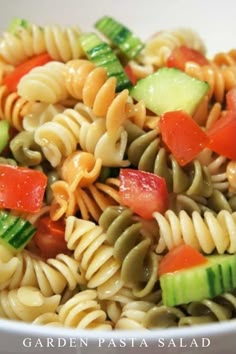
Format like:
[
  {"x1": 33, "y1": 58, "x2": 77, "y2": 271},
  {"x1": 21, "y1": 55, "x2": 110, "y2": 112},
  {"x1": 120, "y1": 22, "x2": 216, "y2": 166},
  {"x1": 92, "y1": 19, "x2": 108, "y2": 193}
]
[
  {"x1": 33, "y1": 216, "x2": 67, "y2": 259},
  {"x1": 167, "y1": 46, "x2": 209, "y2": 71},
  {"x1": 226, "y1": 87, "x2": 236, "y2": 111},
  {"x1": 158, "y1": 244, "x2": 207, "y2": 276},
  {"x1": 3, "y1": 53, "x2": 52, "y2": 92},
  {"x1": 206, "y1": 110, "x2": 236, "y2": 160},
  {"x1": 160, "y1": 110, "x2": 209, "y2": 166},
  {"x1": 119, "y1": 169, "x2": 169, "y2": 219},
  {"x1": 0, "y1": 164, "x2": 47, "y2": 212},
  {"x1": 124, "y1": 64, "x2": 137, "y2": 85}
]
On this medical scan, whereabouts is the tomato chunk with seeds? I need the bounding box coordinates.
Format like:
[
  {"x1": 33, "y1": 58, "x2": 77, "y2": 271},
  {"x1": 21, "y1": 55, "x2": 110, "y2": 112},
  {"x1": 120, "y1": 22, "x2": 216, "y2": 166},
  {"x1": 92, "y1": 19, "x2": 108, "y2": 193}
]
[
  {"x1": 0, "y1": 164, "x2": 47, "y2": 212},
  {"x1": 119, "y1": 169, "x2": 169, "y2": 219}
]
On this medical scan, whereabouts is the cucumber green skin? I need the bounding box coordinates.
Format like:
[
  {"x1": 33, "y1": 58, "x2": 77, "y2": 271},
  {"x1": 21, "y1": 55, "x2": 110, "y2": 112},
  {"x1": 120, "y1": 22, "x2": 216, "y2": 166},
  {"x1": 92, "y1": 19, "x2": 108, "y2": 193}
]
[
  {"x1": 130, "y1": 67, "x2": 210, "y2": 115},
  {"x1": 80, "y1": 33, "x2": 132, "y2": 92},
  {"x1": 9, "y1": 18, "x2": 29, "y2": 34},
  {"x1": 160, "y1": 255, "x2": 236, "y2": 307},
  {"x1": 0, "y1": 120, "x2": 10, "y2": 154},
  {"x1": 0, "y1": 210, "x2": 36, "y2": 252},
  {"x1": 95, "y1": 16, "x2": 144, "y2": 59}
]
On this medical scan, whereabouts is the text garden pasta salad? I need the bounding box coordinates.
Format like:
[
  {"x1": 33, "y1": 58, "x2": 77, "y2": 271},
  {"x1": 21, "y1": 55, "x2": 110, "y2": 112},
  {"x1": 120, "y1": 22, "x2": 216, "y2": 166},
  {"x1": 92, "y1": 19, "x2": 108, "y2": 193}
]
[{"x1": 0, "y1": 16, "x2": 235, "y2": 329}]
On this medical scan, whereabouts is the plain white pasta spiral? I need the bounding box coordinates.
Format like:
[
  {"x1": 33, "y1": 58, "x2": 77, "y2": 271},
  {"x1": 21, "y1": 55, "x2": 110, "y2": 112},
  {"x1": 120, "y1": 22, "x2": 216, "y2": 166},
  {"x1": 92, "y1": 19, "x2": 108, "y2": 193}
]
[
  {"x1": 44, "y1": 25, "x2": 84, "y2": 62},
  {"x1": 141, "y1": 27, "x2": 206, "y2": 68},
  {"x1": 0, "y1": 24, "x2": 84, "y2": 65},
  {"x1": 153, "y1": 210, "x2": 236, "y2": 254},
  {"x1": 22, "y1": 102, "x2": 65, "y2": 132},
  {"x1": 0, "y1": 286, "x2": 60, "y2": 322},
  {"x1": 34, "y1": 103, "x2": 96, "y2": 167},
  {"x1": 65, "y1": 216, "x2": 123, "y2": 300},
  {"x1": 58, "y1": 289, "x2": 112, "y2": 329},
  {"x1": 0, "y1": 246, "x2": 19, "y2": 287},
  {"x1": 0, "y1": 25, "x2": 46, "y2": 65},
  {"x1": 0, "y1": 250, "x2": 68, "y2": 296},
  {"x1": 32, "y1": 312, "x2": 63, "y2": 327},
  {"x1": 115, "y1": 301, "x2": 154, "y2": 330},
  {"x1": 17, "y1": 61, "x2": 68, "y2": 104}
]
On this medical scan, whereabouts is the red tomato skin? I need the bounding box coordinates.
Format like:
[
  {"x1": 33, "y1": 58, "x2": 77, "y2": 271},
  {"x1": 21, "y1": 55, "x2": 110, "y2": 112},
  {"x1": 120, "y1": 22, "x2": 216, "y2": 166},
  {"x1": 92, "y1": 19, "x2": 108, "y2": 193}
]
[
  {"x1": 0, "y1": 165, "x2": 47, "y2": 212},
  {"x1": 158, "y1": 244, "x2": 207, "y2": 276},
  {"x1": 207, "y1": 111, "x2": 236, "y2": 160},
  {"x1": 119, "y1": 169, "x2": 169, "y2": 219},
  {"x1": 167, "y1": 46, "x2": 209, "y2": 71},
  {"x1": 34, "y1": 217, "x2": 67, "y2": 259},
  {"x1": 160, "y1": 110, "x2": 209, "y2": 166},
  {"x1": 226, "y1": 87, "x2": 236, "y2": 111},
  {"x1": 3, "y1": 53, "x2": 52, "y2": 92},
  {"x1": 124, "y1": 64, "x2": 137, "y2": 85}
]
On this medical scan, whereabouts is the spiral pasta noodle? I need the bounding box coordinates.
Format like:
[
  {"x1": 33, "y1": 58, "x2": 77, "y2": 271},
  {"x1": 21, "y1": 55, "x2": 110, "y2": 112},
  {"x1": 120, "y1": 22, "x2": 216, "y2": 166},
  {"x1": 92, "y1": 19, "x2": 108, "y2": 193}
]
[
  {"x1": 0, "y1": 286, "x2": 60, "y2": 322},
  {"x1": 9, "y1": 130, "x2": 43, "y2": 166},
  {"x1": 139, "y1": 27, "x2": 206, "y2": 68},
  {"x1": 65, "y1": 216, "x2": 123, "y2": 300},
  {"x1": 18, "y1": 61, "x2": 68, "y2": 104},
  {"x1": 22, "y1": 102, "x2": 65, "y2": 132},
  {"x1": 99, "y1": 206, "x2": 159, "y2": 297},
  {"x1": 58, "y1": 289, "x2": 112, "y2": 329},
  {"x1": 153, "y1": 209, "x2": 236, "y2": 254},
  {"x1": 0, "y1": 85, "x2": 32, "y2": 130},
  {"x1": 0, "y1": 23, "x2": 84, "y2": 65},
  {"x1": 64, "y1": 59, "x2": 149, "y2": 132},
  {"x1": 0, "y1": 249, "x2": 74, "y2": 296},
  {"x1": 184, "y1": 62, "x2": 236, "y2": 102},
  {"x1": 212, "y1": 49, "x2": 236, "y2": 67}
]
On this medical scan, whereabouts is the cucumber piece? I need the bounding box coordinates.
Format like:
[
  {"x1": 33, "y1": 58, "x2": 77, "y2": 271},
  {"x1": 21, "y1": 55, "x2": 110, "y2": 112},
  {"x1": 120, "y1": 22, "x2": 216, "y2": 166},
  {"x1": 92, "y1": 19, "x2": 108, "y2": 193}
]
[
  {"x1": 80, "y1": 32, "x2": 131, "y2": 91},
  {"x1": 0, "y1": 120, "x2": 10, "y2": 154},
  {"x1": 95, "y1": 16, "x2": 144, "y2": 59},
  {"x1": 130, "y1": 67, "x2": 210, "y2": 115},
  {"x1": 0, "y1": 210, "x2": 36, "y2": 252},
  {"x1": 9, "y1": 18, "x2": 29, "y2": 34},
  {"x1": 160, "y1": 254, "x2": 236, "y2": 307}
]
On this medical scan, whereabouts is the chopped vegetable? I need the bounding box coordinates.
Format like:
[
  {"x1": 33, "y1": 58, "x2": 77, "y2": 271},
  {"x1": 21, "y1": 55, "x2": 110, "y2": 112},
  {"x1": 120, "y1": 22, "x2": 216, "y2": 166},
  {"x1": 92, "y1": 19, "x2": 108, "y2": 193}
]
[
  {"x1": 129, "y1": 67, "x2": 210, "y2": 115},
  {"x1": 0, "y1": 164, "x2": 47, "y2": 212},
  {"x1": 33, "y1": 216, "x2": 67, "y2": 259},
  {"x1": 160, "y1": 253, "x2": 236, "y2": 307},
  {"x1": 9, "y1": 17, "x2": 29, "y2": 33},
  {"x1": 206, "y1": 111, "x2": 236, "y2": 160},
  {"x1": 158, "y1": 244, "x2": 207, "y2": 276},
  {"x1": 95, "y1": 15, "x2": 144, "y2": 59},
  {"x1": 124, "y1": 64, "x2": 137, "y2": 85},
  {"x1": 80, "y1": 32, "x2": 131, "y2": 91},
  {"x1": 0, "y1": 209, "x2": 36, "y2": 252},
  {"x1": 3, "y1": 53, "x2": 52, "y2": 92},
  {"x1": 167, "y1": 45, "x2": 209, "y2": 70},
  {"x1": 160, "y1": 110, "x2": 209, "y2": 166},
  {"x1": 119, "y1": 169, "x2": 169, "y2": 219},
  {"x1": 0, "y1": 120, "x2": 10, "y2": 154}
]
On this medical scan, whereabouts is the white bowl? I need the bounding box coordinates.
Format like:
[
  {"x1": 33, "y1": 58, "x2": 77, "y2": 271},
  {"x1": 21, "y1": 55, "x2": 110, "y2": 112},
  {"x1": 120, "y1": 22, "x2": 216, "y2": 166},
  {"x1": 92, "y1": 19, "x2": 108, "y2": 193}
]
[{"x1": 0, "y1": 0, "x2": 236, "y2": 353}]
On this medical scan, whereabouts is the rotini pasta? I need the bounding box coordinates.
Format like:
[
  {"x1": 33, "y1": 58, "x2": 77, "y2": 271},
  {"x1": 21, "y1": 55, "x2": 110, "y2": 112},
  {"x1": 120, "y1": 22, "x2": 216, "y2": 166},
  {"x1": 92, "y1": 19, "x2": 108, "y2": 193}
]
[
  {"x1": 0, "y1": 23, "x2": 84, "y2": 65},
  {"x1": 58, "y1": 289, "x2": 112, "y2": 329},
  {"x1": 138, "y1": 27, "x2": 206, "y2": 68},
  {"x1": 0, "y1": 85, "x2": 32, "y2": 130},
  {"x1": 153, "y1": 209, "x2": 236, "y2": 254},
  {"x1": 184, "y1": 62, "x2": 236, "y2": 102},
  {"x1": 0, "y1": 16, "x2": 235, "y2": 333},
  {"x1": 0, "y1": 286, "x2": 60, "y2": 322},
  {"x1": 18, "y1": 61, "x2": 68, "y2": 104}
]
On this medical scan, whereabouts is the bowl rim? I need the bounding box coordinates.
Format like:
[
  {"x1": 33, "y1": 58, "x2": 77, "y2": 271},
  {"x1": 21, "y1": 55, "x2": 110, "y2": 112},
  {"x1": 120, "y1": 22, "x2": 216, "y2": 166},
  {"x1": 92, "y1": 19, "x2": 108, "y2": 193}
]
[{"x1": 1, "y1": 318, "x2": 236, "y2": 339}]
